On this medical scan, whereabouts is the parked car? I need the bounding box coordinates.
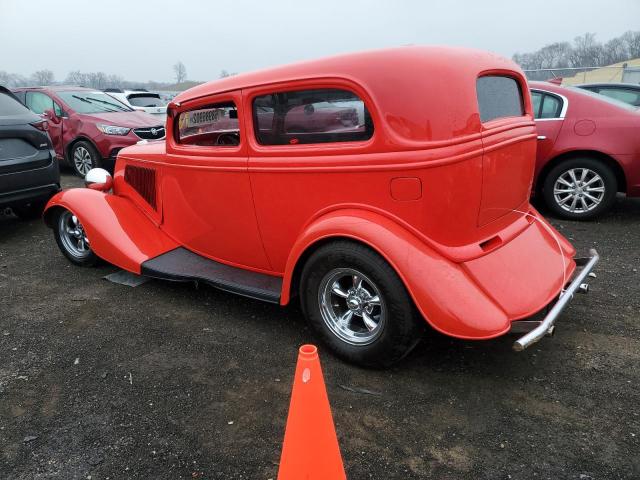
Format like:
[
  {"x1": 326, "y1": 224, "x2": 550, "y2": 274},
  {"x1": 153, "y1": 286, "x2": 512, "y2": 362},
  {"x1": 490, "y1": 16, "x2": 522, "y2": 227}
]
[
  {"x1": 104, "y1": 89, "x2": 167, "y2": 120},
  {"x1": 530, "y1": 81, "x2": 640, "y2": 219},
  {"x1": 577, "y1": 83, "x2": 640, "y2": 107},
  {"x1": 0, "y1": 85, "x2": 59, "y2": 219},
  {"x1": 12, "y1": 86, "x2": 165, "y2": 177},
  {"x1": 42, "y1": 47, "x2": 598, "y2": 367}
]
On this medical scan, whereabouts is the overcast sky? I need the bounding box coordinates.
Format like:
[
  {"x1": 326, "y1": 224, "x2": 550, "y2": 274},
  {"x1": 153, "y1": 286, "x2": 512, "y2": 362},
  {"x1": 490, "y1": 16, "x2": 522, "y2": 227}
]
[{"x1": 1, "y1": 0, "x2": 638, "y2": 82}]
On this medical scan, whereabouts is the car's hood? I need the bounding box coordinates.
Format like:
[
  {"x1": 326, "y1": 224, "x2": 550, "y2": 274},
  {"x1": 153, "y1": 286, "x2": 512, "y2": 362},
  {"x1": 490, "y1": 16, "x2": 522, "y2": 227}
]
[{"x1": 79, "y1": 110, "x2": 163, "y2": 128}]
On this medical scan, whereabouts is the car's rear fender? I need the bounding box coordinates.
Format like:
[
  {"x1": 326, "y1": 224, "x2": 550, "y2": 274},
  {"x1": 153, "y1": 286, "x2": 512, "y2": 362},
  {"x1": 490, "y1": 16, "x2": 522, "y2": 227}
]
[
  {"x1": 281, "y1": 209, "x2": 512, "y2": 339},
  {"x1": 44, "y1": 188, "x2": 178, "y2": 273}
]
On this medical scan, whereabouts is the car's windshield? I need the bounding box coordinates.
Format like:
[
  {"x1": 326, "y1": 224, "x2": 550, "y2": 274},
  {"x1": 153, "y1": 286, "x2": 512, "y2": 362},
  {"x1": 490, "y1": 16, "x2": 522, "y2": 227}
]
[
  {"x1": 58, "y1": 91, "x2": 133, "y2": 113},
  {"x1": 567, "y1": 86, "x2": 639, "y2": 112},
  {"x1": 127, "y1": 94, "x2": 164, "y2": 108}
]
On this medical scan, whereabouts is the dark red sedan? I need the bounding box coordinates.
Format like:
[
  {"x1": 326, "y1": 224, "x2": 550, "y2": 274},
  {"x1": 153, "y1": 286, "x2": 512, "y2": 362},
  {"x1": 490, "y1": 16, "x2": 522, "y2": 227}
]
[
  {"x1": 530, "y1": 81, "x2": 640, "y2": 219},
  {"x1": 13, "y1": 86, "x2": 165, "y2": 177}
]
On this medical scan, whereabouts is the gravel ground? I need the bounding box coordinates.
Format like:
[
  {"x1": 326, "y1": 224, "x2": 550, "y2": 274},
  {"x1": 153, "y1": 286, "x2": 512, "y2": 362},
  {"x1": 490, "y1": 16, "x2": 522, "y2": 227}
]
[{"x1": 1, "y1": 172, "x2": 638, "y2": 479}]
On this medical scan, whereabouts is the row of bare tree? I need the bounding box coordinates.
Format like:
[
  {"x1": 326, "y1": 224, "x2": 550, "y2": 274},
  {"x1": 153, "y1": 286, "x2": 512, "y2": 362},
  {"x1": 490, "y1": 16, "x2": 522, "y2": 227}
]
[
  {"x1": 0, "y1": 68, "x2": 179, "y2": 90},
  {"x1": 0, "y1": 60, "x2": 235, "y2": 90},
  {"x1": 513, "y1": 31, "x2": 640, "y2": 70},
  {"x1": 6, "y1": 33, "x2": 637, "y2": 90}
]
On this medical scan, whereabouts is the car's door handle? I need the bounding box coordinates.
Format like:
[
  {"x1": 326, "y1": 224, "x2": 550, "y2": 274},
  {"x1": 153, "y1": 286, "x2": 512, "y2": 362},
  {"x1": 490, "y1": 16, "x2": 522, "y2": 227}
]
[{"x1": 537, "y1": 135, "x2": 547, "y2": 140}]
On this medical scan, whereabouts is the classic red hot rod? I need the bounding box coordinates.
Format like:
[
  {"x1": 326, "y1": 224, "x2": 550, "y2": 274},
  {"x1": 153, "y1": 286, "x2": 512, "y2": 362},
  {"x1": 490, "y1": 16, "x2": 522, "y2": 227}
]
[{"x1": 44, "y1": 46, "x2": 598, "y2": 366}]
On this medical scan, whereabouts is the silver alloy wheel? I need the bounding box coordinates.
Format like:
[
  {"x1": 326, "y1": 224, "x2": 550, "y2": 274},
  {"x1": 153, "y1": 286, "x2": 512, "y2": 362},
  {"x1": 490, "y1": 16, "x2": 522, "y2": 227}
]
[
  {"x1": 553, "y1": 167, "x2": 605, "y2": 213},
  {"x1": 58, "y1": 210, "x2": 91, "y2": 259},
  {"x1": 318, "y1": 268, "x2": 385, "y2": 345},
  {"x1": 73, "y1": 146, "x2": 93, "y2": 176}
]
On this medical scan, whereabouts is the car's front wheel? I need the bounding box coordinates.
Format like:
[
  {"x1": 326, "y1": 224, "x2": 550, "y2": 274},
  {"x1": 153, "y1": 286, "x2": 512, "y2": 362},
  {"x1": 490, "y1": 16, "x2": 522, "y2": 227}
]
[
  {"x1": 300, "y1": 241, "x2": 423, "y2": 368},
  {"x1": 53, "y1": 209, "x2": 98, "y2": 266},
  {"x1": 70, "y1": 141, "x2": 101, "y2": 177},
  {"x1": 542, "y1": 157, "x2": 617, "y2": 220}
]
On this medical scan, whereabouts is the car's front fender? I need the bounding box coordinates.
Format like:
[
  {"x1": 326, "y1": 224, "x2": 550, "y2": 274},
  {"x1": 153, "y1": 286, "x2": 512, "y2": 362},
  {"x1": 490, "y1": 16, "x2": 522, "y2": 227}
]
[
  {"x1": 44, "y1": 189, "x2": 178, "y2": 273},
  {"x1": 281, "y1": 208, "x2": 510, "y2": 340}
]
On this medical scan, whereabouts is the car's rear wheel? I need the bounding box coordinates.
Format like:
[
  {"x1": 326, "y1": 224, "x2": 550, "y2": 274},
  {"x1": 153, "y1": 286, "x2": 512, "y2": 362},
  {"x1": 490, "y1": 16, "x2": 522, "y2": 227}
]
[
  {"x1": 53, "y1": 209, "x2": 98, "y2": 266},
  {"x1": 300, "y1": 241, "x2": 423, "y2": 368},
  {"x1": 542, "y1": 157, "x2": 617, "y2": 220},
  {"x1": 70, "y1": 141, "x2": 101, "y2": 177}
]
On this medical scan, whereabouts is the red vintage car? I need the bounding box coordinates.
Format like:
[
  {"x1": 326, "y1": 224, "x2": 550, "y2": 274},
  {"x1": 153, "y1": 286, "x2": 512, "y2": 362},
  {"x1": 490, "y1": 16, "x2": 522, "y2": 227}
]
[
  {"x1": 530, "y1": 81, "x2": 640, "y2": 219},
  {"x1": 43, "y1": 47, "x2": 598, "y2": 367}
]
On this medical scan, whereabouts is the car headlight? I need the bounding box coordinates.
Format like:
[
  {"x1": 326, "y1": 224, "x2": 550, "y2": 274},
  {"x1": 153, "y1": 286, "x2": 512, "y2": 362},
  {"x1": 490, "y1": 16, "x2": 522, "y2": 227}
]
[{"x1": 96, "y1": 124, "x2": 131, "y2": 136}]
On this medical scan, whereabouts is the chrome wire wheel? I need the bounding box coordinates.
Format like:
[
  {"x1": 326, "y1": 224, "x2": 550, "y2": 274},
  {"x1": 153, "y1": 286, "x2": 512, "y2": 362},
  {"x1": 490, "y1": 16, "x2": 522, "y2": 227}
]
[
  {"x1": 73, "y1": 146, "x2": 93, "y2": 176},
  {"x1": 58, "y1": 210, "x2": 91, "y2": 259},
  {"x1": 318, "y1": 268, "x2": 385, "y2": 345},
  {"x1": 553, "y1": 167, "x2": 605, "y2": 214}
]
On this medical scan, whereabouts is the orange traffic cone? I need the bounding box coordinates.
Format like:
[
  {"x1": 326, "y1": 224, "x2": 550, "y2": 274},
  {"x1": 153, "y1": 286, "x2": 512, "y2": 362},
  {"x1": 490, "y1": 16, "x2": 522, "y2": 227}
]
[{"x1": 277, "y1": 345, "x2": 346, "y2": 480}]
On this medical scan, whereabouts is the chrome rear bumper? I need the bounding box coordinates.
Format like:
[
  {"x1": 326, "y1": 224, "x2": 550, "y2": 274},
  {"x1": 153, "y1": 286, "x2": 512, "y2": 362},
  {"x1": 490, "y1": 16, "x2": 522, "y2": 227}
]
[{"x1": 512, "y1": 249, "x2": 599, "y2": 352}]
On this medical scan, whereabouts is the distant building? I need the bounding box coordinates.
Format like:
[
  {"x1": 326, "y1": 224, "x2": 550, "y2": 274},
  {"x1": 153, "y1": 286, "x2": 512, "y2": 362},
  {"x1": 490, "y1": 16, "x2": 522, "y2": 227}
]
[{"x1": 562, "y1": 58, "x2": 640, "y2": 85}]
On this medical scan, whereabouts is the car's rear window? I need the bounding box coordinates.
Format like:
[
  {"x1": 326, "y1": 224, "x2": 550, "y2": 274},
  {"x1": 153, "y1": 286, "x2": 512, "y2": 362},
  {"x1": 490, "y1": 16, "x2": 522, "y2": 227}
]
[
  {"x1": 252, "y1": 88, "x2": 373, "y2": 145},
  {"x1": 477, "y1": 76, "x2": 524, "y2": 122},
  {"x1": 0, "y1": 90, "x2": 30, "y2": 116},
  {"x1": 127, "y1": 94, "x2": 165, "y2": 108}
]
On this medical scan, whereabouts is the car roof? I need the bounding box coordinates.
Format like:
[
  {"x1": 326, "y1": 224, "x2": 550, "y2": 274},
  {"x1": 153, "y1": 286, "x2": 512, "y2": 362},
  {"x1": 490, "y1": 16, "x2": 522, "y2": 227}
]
[
  {"x1": 530, "y1": 81, "x2": 639, "y2": 113},
  {"x1": 14, "y1": 85, "x2": 97, "y2": 92},
  {"x1": 0, "y1": 84, "x2": 23, "y2": 102},
  {"x1": 176, "y1": 45, "x2": 521, "y2": 102},
  {"x1": 174, "y1": 46, "x2": 525, "y2": 144},
  {"x1": 576, "y1": 82, "x2": 640, "y2": 89}
]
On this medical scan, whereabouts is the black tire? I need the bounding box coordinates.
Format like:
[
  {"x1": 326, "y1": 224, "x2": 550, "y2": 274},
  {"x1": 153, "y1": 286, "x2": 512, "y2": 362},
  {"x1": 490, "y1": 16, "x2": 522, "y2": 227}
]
[
  {"x1": 12, "y1": 200, "x2": 46, "y2": 220},
  {"x1": 541, "y1": 157, "x2": 617, "y2": 220},
  {"x1": 300, "y1": 241, "x2": 424, "y2": 368},
  {"x1": 70, "y1": 140, "x2": 101, "y2": 177},
  {"x1": 52, "y1": 208, "x2": 98, "y2": 267}
]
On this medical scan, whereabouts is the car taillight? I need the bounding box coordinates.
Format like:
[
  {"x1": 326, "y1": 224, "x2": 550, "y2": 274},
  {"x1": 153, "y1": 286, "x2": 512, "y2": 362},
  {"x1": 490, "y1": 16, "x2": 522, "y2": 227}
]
[{"x1": 30, "y1": 120, "x2": 49, "y2": 132}]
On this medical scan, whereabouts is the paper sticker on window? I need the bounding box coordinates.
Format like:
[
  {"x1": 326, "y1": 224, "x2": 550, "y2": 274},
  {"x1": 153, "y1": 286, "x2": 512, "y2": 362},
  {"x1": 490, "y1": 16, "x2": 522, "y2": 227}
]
[{"x1": 184, "y1": 108, "x2": 226, "y2": 127}]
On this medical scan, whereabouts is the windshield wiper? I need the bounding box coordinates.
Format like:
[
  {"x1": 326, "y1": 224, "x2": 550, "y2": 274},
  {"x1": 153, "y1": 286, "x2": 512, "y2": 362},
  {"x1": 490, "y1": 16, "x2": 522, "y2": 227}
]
[
  {"x1": 72, "y1": 95, "x2": 92, "y2": 104},
  {"x1": 86, "y1": 97, "x2": 132, "y2": 112},
  {"x1": 72, "y1": 95, "x2": 120, "y2": 113}
]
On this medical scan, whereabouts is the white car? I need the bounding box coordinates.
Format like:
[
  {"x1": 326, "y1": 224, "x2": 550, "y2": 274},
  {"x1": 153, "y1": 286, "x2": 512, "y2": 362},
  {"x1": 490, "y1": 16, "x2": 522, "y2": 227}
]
[{"x1": 104, "y1": 89, "x2": 167, "y2": 120}]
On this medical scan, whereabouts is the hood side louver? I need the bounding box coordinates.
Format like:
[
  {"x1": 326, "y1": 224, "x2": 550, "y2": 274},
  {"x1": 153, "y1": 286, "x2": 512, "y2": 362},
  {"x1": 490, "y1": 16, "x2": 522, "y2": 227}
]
[{"x1": 124, "y1": 165, "x2": 157, "y2": 210}]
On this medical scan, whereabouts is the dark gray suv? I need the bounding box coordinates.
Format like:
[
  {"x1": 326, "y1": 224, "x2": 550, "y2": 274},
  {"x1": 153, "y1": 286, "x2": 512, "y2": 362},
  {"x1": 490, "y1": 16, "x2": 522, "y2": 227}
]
[{"x1": 0, "y1": 86, "x2": 60, "y2": 219}]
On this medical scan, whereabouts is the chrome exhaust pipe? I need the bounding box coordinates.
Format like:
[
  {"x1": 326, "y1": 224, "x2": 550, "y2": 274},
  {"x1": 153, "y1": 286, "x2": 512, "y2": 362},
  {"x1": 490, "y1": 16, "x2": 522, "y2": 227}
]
[
  {"x1": 577, "y1": 283, "x2": 589, "y2": 294},
  {"x1": 513, "y1": 249, "x2": 599, "y2": 352}
]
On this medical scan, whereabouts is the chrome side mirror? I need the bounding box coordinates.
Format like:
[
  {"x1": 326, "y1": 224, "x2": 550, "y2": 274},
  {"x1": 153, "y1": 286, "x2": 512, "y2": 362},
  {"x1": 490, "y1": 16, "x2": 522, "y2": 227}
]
[{"x1": 85, "y1": 168, "x2": 113, "y2": 192}]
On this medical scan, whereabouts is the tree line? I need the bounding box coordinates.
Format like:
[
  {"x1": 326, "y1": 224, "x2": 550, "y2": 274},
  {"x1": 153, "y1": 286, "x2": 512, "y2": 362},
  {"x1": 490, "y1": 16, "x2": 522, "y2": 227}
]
[
  {"x1": 513, "y1": 30, "x2": 640, "y2": 70},
  {"x1": 0, "y1": 60, "x2": 235, "y2": 90}
]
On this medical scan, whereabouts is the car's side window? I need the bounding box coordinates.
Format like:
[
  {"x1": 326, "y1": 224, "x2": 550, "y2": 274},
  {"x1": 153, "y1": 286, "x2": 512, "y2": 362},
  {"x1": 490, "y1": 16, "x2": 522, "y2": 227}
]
[
  {"x1": 530, "y1": 91, "x2": 563, "y2": 119},
  {"x1": 53, "y1": 101, "x2": 63, "y2": 116},
  {"x1": 176, "y1": 101, "x2": 239, "y2": 146},
  {"x1": 252, "y1": 88, "x2": 373, "y2": 145},
  {"x1": 539, "y1": 94, "x2": 561, "y2": 119},
  {"x1": 531, "y1": 91, "x2": 542, "y2": 117},
  {"x1": 26, "y1": 91, "x2": 54, "y2": 115},
  {"x1": 476, "y1": 76, "x2": 524, "y2": 122}
]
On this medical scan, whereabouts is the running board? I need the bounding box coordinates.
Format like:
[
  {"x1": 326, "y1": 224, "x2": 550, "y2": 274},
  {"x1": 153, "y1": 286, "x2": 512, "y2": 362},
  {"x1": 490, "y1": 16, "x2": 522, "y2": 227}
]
[{"x1": 141, "y1": 247, "x2": 282, "y2": 304}]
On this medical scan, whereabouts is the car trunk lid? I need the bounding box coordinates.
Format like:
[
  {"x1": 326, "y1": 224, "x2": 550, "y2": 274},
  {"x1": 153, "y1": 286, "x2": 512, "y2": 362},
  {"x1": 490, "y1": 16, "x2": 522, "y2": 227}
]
[
  {"x1": 475, "y1": 75, "x2": 537, "y2": 226},
  {"x1": 478, "y1": 121, "x2": 537, "y2": 226}
]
